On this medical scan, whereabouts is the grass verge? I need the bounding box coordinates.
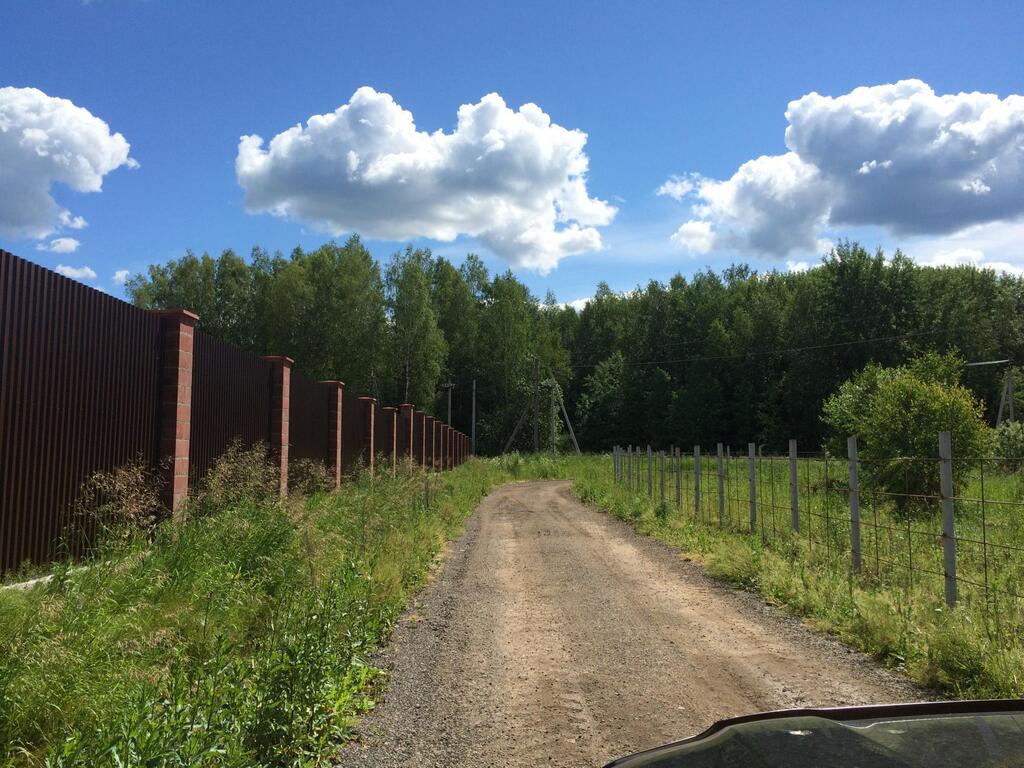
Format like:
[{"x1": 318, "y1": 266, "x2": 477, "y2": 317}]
[
  {"x1": 0, "y1": 452, "x2": 536, "y2": 767},
  {"x1": 564, "y1": 453, "x2": 1024, "y2": 701}
]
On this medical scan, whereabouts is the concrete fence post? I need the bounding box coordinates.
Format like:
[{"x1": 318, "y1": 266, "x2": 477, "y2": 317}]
[
  {"x1": 263, "y1": 356, "x2": 294, "y2": 496},
  {"x1": 716, "y1": 443, "x2": 725, "y2": 527},
  {"x1": 694, "y1": 445, "x2": 701, "y2": 518},
  {"x1": 659, "y1": 451, "x2": 665, "y2": 502},
  {"x1": 675, "y1": 447, "x2": 681, "y2": 506},
  {"x1": 320, "y1": 380, "x2": 345, "y2": 489},
  {"x1": 647, "y1": 445, "x2": 653, "y2": 496},
  {"x1": 848, "y1": 436, "x2": 862, "y2": 574},
  {"x1": 939, "y1": 431, "x2": 958, "y2": 608},
  {"x1": 789, "y1": 438, "x2": 799, "y2": 533},
  {"x1": 358, "y1": 396, "x2": 376, "y2": 477},
  {"x1": 748, "y1": 442, "x2": 757, "y2": 532},
  {"x1": 154, "y1": 309, "x2": 198, "y2": 515}
]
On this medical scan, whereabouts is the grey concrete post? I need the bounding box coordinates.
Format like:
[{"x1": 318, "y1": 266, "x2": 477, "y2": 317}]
[
  {"x1": 647, "y1": 445, "x2": 653, "y2": 496},
  {"x1": 848, "y1": 436, "x2": 862, "y2": 573},
  {"x1": 748, "y1": 442, "x2": 757, "y2": 532},
  {"x1": 789, "y1": 439, "x2": 800, "y2": 533},
  {"x1": 694, "y1": 445, "x2": 702, "y2": 518},
  {"x1": 939, "y1": 431, "x2": 957, "y2": 608},
  {"x1": 659, "y1": 451, "x2": 665, "y2": 502},
  {"x1": 675, "y1": 447, "x2": 681, "y2": 506},
  {"x1": 717, "y1": 443, "x2": 725, "y2": 527}
]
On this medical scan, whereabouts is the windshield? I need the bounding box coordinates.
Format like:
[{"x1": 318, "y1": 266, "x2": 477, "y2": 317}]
[{"x1": 607, "y1": 704, "x2": 1024, "y2": 767}]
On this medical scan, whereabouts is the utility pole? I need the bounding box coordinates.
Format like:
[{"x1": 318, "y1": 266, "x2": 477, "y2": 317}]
[
  {"x1": 441, "y1": 381, "x2": 454, "y2": 424},
  {"x1": 471, "y1": 378, "x2": 476, "y2": 455},
  {"x1": 550, "y1": 379, "x2": 556, "y2": 452}
]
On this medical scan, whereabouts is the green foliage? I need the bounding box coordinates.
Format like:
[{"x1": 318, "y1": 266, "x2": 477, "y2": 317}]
[
  {"x1": 385, "y1": 247, "x2": 446, "y2": 406},
  {"x1": 823, "y1": 352, "x2": 993, "y2": 510},
  {"x1": 995, "y1": 420, "x2": 1024, "y2": 462},
  {"x1": 571, "y1": 453, "x2": 1024, "y2": 700},
  {"x1": 1, "y1": 449, "x2": 550, "y2": 766},
  {"x1": 129, "y1": 238, "x2": 1024, "y2": 454}
]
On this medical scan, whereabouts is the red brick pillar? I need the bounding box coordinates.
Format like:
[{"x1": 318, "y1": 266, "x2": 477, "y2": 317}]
[
  {"x1": 320, "y1": 380, "x2": 344, "y2": 489},
  {"x1": 154, "y1": 309, "x2": 198, "y2": 515},
  {"x1": 263, "y1": 356, "x2": 293, "y2": 496},
  {"x1": 359, "y1": 396, "x2": 376, "y2": 476},
  {"x1": 433, "y1": 420, "x2": 441, "y2": 471},
  {"x1": 382, "y1": 406, "x2": 398, "y2": 476},
  {"x1": 400, "y1": 404, "x2": 415, "y2": 465},
  {"x1": 415, "y1": 411, "x2": 427, "y2": 466}
]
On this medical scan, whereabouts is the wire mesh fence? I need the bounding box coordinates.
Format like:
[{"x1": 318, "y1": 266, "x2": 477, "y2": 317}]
[{"x1": 613, "y1": 434, "x2": 1024, "y2": 649}]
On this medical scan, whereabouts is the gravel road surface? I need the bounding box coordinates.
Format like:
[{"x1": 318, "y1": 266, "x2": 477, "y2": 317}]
[{"x1": 338, "y1": 480, "x2": 924, "y2": 767}]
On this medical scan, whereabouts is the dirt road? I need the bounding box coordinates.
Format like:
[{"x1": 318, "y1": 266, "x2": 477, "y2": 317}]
[{"x1": 339, "y1": 480, "x2": 923, "y2": 768}]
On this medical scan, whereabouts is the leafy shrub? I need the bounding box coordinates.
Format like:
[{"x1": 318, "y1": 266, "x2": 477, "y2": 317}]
[
  {"x1": 823, "y1": 351, "x2": 993, "y2": 513},
  {"x1": 995, "y1": 420, "x2": 1024, "y2": 464}
]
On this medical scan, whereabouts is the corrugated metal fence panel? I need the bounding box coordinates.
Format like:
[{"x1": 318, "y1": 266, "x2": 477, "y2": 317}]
[
  {"x1": 188, "y1": 330, "x2": 272, "y2": 485},
  {"x1": 396, "y1": 410, "x2": 409, "y2": 460},
  {"x1": 374, "y1": 406, "x2": 388, "y2": 460},
  {"x1": 289, "y1": 372, "x2": 329, "y2": 464},
  {"x1": 0, "y1": 249, "x2": 163, "y2": 575},
  {"x1": 341, "y1": 395, "x2": 365, "y2": 474}
]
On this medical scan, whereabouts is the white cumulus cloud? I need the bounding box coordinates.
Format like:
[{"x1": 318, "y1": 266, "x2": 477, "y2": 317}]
[
  {"x1": 55, "y1": 264, "x2": 97, "y2": 280},
  {"x1": 662, "y1": 80, "x2": 1024, "y2": 258},
  {"x1": 113, "y1": 269, "x2": 130, "y2": 283},
  {"x1": 917, "y1": 247, "x2": 1024, "y2": 276},
  {"x1": 0, "y1": 87, "x2": 136, "y2": 241},
  {"x1": 36, "y1": 237, "x2": 80, "y2": 254},
  {"x1": 236, "y1": 87, "x2": 615, "y2": 274}
]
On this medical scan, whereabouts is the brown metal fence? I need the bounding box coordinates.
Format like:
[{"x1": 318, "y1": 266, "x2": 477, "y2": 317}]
[
  {"x1": 0, "y1": 250, "x2": 163, "y2": 574},
  {"x1": 0, "y1": 250, "x2": 471, "y2": 577},
  {"x1": 189, "y1": 330, "x2": 273, "y2": 484},
  {"x1": 288, "y1": 372, "x2": 330, "y2": 464},
  {"x1": 341, "y1": 394, "x2": 368, "y2": 474}
]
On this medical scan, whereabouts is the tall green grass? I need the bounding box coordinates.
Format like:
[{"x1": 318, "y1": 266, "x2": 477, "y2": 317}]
[
  {"x1": 0, "y1": 453, "x2": 527, "y2": 767},
  {"x1": 571, "y1": 453, "x2": 1024, "y2": 700}
]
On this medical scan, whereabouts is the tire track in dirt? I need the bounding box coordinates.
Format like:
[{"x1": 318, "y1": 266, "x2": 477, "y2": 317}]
[{"x1": 338, "y1": 480, "x2": 925, "y2": 768}]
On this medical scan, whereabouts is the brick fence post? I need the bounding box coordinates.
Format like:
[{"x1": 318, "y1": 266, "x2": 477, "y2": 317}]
[
  {"x1": 263, "y1": 356, "x2": 293, "y2": 497},
  {"x1": 359, "y1": 396, "x2": 376, "y2": 477},
  {"x1": 400, "y1": 404, "x2": 415, "y2": 465},
  {"x1": 154, "y1": 309, "x2": 198, "y2": 515},
  {"x1": 320, "y1": 380, "x2": 344, "y2": 489},
  {"x1": 382, "y1": 406, "x2": 398, "y2": 476}
]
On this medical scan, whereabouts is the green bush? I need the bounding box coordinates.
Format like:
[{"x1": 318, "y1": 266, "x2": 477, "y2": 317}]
[
  {"x1": 995, "y1": 420, "x2": 1024, "y2": 464},
  {"x1": 823, "y1": 352, "x2": 993, "y2": 513}
]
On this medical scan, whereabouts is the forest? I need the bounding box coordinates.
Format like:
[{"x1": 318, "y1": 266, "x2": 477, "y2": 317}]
[{"x1": 126, "y1": 239, "x2": 1024, "y2": 455}]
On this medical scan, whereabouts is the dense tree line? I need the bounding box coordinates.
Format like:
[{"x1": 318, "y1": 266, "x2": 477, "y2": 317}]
[{"x1": 128, "y1": 240, "x2": 1024, "y2": 454}]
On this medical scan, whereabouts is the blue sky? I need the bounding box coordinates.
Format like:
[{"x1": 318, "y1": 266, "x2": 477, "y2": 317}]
[{"x1": 2, "y1": 0, "x2": 1023, "y2": 305}]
